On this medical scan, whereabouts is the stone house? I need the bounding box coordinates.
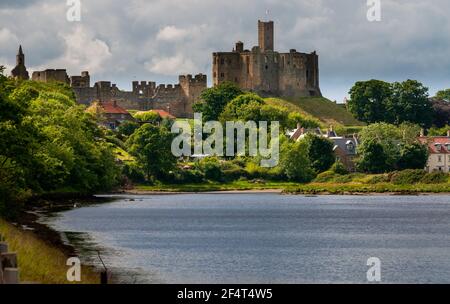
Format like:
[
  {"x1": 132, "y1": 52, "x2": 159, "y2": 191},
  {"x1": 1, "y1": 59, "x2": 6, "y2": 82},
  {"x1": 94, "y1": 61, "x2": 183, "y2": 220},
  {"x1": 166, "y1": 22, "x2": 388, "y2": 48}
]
[
  {"x1": 94, "y1": 101, "x2": 134, "y2": 130},
  {"x1": 418, "y1": 131, "x2": 450, "y2": 173},
  {"x1": 288, "y1": 125, "x2": 358, "y2": 171}
]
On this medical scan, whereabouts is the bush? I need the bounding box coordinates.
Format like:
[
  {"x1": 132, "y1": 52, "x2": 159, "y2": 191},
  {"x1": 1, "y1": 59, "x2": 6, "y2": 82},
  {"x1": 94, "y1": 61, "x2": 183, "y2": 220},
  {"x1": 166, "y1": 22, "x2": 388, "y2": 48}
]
[
  {"x1": 367, "y1": 174, "x2": 391, "y2": 184},
  {"x1": 390, "y1": 169, "x2": 427, "y2": 185},
  {"x1": 333, "y1": 175, "x2": 354, "y2": 183},
  {"x1": 420, "y1": 172, "x2": 449, "y2": 184},
  {"x1": 122, "y1": 162, "x2": 145, "y2": 183},
  {"x1": 314, "y1": 171, "x2": 336, "y2": 183},
  {"x1": 331, "y1": 161, "x2": 349, "y2": 175},
  {"x1": 223, "y1": 168, "x2": 248, "y2": 181}
]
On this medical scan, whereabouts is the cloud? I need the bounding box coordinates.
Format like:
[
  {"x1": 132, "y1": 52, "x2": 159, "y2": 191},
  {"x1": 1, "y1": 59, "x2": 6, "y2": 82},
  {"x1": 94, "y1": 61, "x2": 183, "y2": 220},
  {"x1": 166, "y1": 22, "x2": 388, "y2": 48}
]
[
  {"x1": 156, "y1": 26, "x2": 190, "y2": 41},
  {"x1": 0, "y1": 0, "x2": 449, "y2": 99},
  {"x1": 146, "y1": 54, "x2": 197, "y2": 76}
]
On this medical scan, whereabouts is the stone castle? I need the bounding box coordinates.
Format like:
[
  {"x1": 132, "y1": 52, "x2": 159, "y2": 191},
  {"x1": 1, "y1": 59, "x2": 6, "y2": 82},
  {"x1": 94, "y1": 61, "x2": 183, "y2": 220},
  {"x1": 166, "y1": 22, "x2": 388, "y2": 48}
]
[
  {"x1": 213, "y1": 20, "x2": 321, "y2": 97},
  {"x1": 9, "y1": 20, "x2": 321, "y2": 117},
  {"x1": 10, "y1": 46, "x2": 206, "y2": 118}
]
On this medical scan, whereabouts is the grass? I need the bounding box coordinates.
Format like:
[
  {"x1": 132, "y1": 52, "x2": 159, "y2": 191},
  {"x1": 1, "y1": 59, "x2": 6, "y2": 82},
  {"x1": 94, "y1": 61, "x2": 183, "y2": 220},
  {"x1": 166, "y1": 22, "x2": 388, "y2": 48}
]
[
  {"x1": 135, "y1": 180, "x2": 297, "y2": 192},
  {"x1": 134, "y1": 178, "x2": 450, "y2": 194},
  {"x1": 0, "y1": 218, "x2": 99, "y2": 284},
  {"x1": 266, "y1": 96, "x2": 365, "y2": 127}
]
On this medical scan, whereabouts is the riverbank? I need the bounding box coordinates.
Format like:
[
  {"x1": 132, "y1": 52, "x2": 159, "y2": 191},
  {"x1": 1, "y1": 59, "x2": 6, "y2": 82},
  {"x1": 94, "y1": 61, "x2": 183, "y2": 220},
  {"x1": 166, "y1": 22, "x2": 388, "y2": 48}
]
[
  {"x1": 0, "y1": 218, "x2": 100, "y2": 284},
  {"x1": 132, "y1": 180, "x2": 450, "y2": 195},
  {"x1": 0, "y1": 195, "x2": 114, "y2": 284}
]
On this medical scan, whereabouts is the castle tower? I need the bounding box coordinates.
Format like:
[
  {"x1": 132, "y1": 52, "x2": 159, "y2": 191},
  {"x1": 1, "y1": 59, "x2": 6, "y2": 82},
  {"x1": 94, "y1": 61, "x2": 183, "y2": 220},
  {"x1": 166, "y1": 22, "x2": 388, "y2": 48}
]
[
  {"x1": 11, "y1": 45, "x2": 30, "y2": 80},
  {"x1": 258, "y1": 20, "x2": 274, "y2": 52}
]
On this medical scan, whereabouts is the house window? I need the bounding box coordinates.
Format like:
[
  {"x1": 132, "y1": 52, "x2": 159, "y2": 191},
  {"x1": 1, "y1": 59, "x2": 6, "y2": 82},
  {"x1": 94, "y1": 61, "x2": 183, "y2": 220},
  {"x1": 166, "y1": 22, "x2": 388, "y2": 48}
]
[
  {"x1": 220, "y1": 73, "x2": 225, "y2": 78},
  {"x1": 220, "y1": 59, "x2": 225, "y2": 65},
  {"x1": 438, "y1": 155, "x2": 442, "y2": 162}
]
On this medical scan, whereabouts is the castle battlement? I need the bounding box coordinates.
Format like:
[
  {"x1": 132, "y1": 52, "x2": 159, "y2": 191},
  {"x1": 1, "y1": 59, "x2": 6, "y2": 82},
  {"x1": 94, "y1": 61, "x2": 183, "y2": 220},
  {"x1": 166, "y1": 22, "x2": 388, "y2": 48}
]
[{"x1": 212, "y1": 20, "x2": 321, "y2": 98}]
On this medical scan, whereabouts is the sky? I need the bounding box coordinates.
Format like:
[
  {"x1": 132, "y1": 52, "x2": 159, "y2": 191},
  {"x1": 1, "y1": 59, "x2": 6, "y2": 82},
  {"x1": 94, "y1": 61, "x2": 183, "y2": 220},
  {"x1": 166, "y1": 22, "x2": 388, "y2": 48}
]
[{"x1": 1, "y1": 0, "x2": 449, "y2": 102}]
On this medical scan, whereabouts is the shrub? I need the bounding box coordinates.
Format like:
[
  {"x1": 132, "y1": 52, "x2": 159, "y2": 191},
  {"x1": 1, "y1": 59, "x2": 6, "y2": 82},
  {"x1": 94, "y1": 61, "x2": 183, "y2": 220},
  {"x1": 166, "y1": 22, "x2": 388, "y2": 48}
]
[
  {"x1": 334, "y1": 175, "x2": 354, "y2": 183},
  {"x1": 420, "y1": 172, "x2": 449, "y2": 184},
  {"x1": 122, "y1": 162, "x2": 146, "y2": 183},
  {"x1": 390, "y1": 169, "x2": 427, "y2": 185},
  {"x1": 223, "y1": 168, "x2": 248, "y2": 181},
  {"x1": 331, "y1": 161, "x2": 349, "y2": 175},
  {"x1": 367, "y1": 174, "x2": 390, "y2": 184},
  {"x1": 314, "y1": 171, "x2": 336, "y2": 183}
]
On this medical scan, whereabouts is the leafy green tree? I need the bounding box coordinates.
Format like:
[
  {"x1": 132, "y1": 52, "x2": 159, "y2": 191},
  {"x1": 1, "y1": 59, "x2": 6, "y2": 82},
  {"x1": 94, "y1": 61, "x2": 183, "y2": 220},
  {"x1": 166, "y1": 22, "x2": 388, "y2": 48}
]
[
  {"x1": 397, "y1": 143, "x2": 429, "y2": 170},
  {"x1": 301, "y1": 134, "x2": 335, "y2": 173},
  {"x1": 357, "y1": 122, "x2": 423, "y2": 173},
  {"x1": 287, "y1": 112, "x2": 320, "y2": 129},
  {"x1": 357, "y1": 139, "x2": 390, "y2": 173},
  {"x1": 118, "y1": 120, "x2": 140, "y2": 137},
  {"x1": 348, "y1": 80, "x2": 392, "y2": 124},
  {"x1": 388, "y1": 80, "x2": 433, "y2": 127},
  {"x1": 133, "y1": 111, "x2": 161, "y2": 123},
  {"x1": 0, "y1": 75, "x2": 121, "y2": 216},
  {"x1": 436, "y1": 89, "x2": 450, "y2": 101},
  {"x1": 193, "y1": 82, "x2": 243, "y2": 121},
  {"x1": 126, "y1": 124, "x2": 176, "y2": 181},
  {"x1": 279, "y1": 140, "x2": 316, "y2": 182}
]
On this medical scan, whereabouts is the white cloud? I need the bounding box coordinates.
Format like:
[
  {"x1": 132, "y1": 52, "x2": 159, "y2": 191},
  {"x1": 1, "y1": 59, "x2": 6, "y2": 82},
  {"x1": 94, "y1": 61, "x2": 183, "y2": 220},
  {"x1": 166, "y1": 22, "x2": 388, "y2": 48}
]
[
  {"x1": 33, "y1": 26, "x2": 112, "y2": 74},
  {"x1": 146, "y1": 54, "x2": 197, "y2": 76},
  {"x1": 156, "y1": 26, "x2": 190, "y2": 41}
]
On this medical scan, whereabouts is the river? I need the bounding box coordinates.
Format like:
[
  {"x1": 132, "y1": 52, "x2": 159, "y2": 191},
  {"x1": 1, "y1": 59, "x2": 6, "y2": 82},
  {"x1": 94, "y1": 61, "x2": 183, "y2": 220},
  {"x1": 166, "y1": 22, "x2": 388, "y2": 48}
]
[{"x1": 44, "y1": 193, "x2": 450, "y2": 284}]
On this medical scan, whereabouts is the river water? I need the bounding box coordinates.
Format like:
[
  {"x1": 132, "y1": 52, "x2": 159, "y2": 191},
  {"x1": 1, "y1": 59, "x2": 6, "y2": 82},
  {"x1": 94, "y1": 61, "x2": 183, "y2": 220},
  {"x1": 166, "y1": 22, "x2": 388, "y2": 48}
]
[{"x1": 45, "y1": 193, "x2": 450, "y2": 283}]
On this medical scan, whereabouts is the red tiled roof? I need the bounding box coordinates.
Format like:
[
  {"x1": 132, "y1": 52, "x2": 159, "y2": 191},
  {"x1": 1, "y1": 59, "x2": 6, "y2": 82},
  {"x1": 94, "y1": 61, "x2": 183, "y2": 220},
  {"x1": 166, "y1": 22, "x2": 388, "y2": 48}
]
[
  {"x1": 152, "y1": 109, "x2": 176, "y2": 119},
  {"x1": 418, "y1": 136, "x2": 450, "y2": 154},
  {"x1": 101, "y1": 102, "x2": 130, "y2": 115}
]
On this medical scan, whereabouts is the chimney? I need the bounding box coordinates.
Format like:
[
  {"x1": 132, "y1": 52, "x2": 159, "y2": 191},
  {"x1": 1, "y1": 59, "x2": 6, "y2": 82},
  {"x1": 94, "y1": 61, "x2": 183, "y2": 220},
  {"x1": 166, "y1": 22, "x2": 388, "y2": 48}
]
[
  {"x1": 296, "y1": 123, "x2": 301, "y2": 130},
  {"x1": 420, "y1": 129, "x2": 425, "y2": 137},
  {"x1": 113, "y1": 100, "x2": 117, "y2": 107}
]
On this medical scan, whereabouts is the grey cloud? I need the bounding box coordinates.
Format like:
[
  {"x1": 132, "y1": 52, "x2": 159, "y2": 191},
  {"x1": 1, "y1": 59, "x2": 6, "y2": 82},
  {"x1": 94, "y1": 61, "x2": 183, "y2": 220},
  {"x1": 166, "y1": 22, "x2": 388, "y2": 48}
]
[{"x1": 1, "y1": 0, "x2": 449, "y2": 100}]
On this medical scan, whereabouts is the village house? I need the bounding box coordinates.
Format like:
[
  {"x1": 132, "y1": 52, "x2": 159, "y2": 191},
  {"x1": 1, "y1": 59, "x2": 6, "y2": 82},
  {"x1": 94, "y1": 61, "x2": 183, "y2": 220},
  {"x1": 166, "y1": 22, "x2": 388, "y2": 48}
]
[
  {"x1": 288, "y1": 125, "x2": 358, "y2": 171},
  {"x1": 418, "y1": 131, "x2": 450, "y2": 173},
  {"x1": 87, "y1": 101, "x2": 134, "y2": 130}
]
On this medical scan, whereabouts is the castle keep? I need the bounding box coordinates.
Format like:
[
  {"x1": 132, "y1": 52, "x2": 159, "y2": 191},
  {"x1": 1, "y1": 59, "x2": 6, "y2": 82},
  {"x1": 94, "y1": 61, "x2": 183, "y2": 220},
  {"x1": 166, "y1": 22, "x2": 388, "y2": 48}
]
[{"x1": 213, "y1": 20, "x2": 321, "y2": 97}]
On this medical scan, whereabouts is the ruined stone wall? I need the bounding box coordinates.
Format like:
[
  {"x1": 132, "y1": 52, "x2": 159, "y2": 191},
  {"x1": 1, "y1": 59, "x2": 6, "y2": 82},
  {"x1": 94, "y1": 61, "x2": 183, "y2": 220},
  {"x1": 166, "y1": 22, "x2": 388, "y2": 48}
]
[
  {"x1": 179, "y1": 74, "x2": 207, "y2": 117},
  {"x1": 32, "y1": 69, "x2": 70, "y2": 84}
]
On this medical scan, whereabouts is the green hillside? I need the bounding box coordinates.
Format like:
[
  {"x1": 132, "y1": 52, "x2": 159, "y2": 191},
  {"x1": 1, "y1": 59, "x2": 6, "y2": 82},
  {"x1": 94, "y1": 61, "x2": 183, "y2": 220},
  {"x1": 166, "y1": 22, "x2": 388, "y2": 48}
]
[{"x1": 265, "y1": 96, "x2": 365, "y2": 127}]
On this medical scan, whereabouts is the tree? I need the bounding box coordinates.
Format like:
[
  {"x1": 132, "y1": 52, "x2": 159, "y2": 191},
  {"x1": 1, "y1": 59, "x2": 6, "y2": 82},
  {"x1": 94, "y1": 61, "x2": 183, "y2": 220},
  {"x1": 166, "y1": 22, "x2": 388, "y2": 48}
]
[
  {"x1": 357, "y1": 122, "x2": 423, "y2": 173},
  {"x1": 388, "y1": 80, "x2": 433, "y2": 127},
  {"x1": 287, "y1": 112, "x2": 320, "y2": 129},
  {"x1": 301, "y1": 134, "x2": 335, "y2": 173},
  {"x1": 192, "y1": 82, "x2": 243, "y2": 121},
  {"x1": 126, "y1": 124, "x2": 176, "y2": 181},
  {"x1": 279, "y1": 140, "x2": 316, "y2": 182},
  {"x1": 430, "y1": 98, "x2": 450, "y2": 128},
  {"x1": 117, "y1": 120, "x2": 140, "y2": 137},
  {"x1": 133, "y1": 110, "x2": 161, "y2": 123},
  {"x1": 435, "y1": 89, "x2": 450, "y2": 101},
  {"x1": 397, "y1": 143, "x2": 429, "y2": 170},
  {"x1": 357, "y1": 139, "x2": 390, "y2": 173},
  {"x1": 348, "y1": 80, "x2": 392, "y2": 124},
  {"x1": 348, "y1": 79, "x2": 433, "y2": 127}
]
